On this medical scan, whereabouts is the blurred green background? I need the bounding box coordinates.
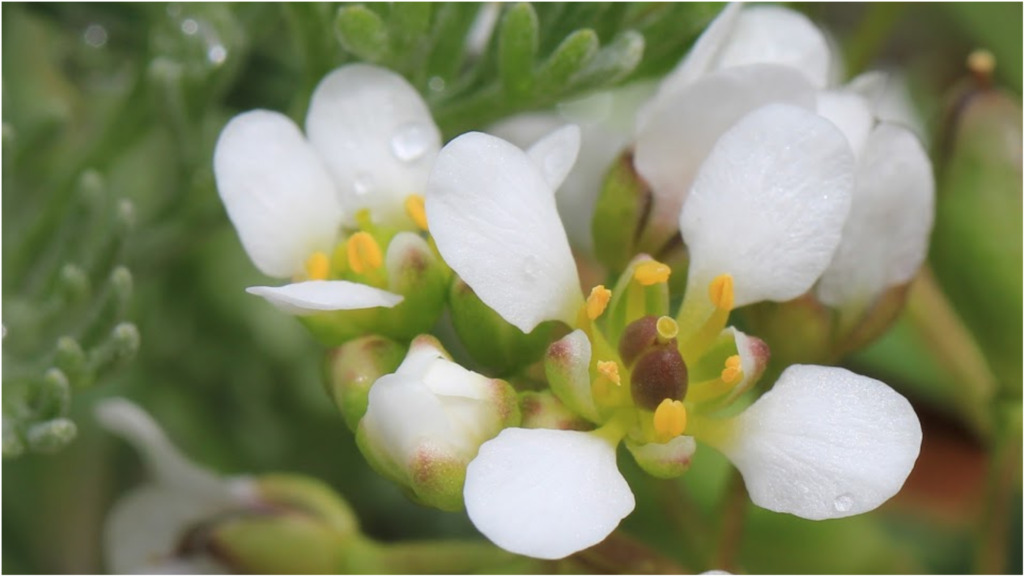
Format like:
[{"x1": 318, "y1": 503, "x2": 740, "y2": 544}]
[{"x1": 2, "y1": 3, "x2": 1021, "y2": 574}]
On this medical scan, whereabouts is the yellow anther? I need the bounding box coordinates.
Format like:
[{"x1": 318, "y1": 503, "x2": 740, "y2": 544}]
[
  {"x1": 967, "y1": 49, "x2": 995, "y2": 77},
  {"x1": 304, "y1": 251, "x2": 330, "y2": 280},
  {"x1": 347, "y1": 232, "x2": 384, "y2": 274},
  {"x1": 653, "y1": 399, "x2": 687, "y2": 441},
  {"x1": 709, "y1": 274, "x2": 735, "y2": 311},
  {"x1": 655, "y1": 316, "x2": 679, "y2": 342},
  {"x1": 586, "y1": 285, "x2": 612, "y2": 320},
  {"x1": 721, "y1": 354, "x2": 742, "y2": 384},
  {"x1": 634, "y1": 261, "x2": 671, "y2": 286},
  {"x1": 405, "y1": 194, "x2": 429, "y2": 231},
  {"x1": 597, "y1": 360, "x2": 621, "y2": 386}
]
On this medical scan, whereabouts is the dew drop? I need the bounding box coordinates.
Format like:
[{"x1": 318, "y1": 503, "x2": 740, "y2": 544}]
[
  {"x1": 207, "y1": 44, "x2": 227, "y2": 65},
  {"x1": 181, "y1": 18, "x2": 199, "y2": 35},
  {"x1": 353, "y1": 173, "x2": 375, "y2": 196},
  {"x1": 833, "y1": 493, "x2": 853, "y2": 513},
  {"x1": 428, "y1": 76, "x2": 446, "y2": 93},
  {"x1": 390, "y1": 123, "x2": 431, "y2": 162},
  {"x1": 523, "y1": 255, "x2": 540, "y2": 280},
  {"x1": 83, "y1": 24, "x2": 108, "y2": 48}
]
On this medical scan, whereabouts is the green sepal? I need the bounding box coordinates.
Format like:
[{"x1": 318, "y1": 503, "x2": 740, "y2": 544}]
[
  {"x1": 592, "y1": 150, "x2": 651, "y2": 275},
  {"x1": 335, "y1": 5, "x2": 391, "y2": 63},
  {"x1": 448, "y1": 276, "x2": 555, "y2": 376},
  {"x1": 324, "y1": 335, "x2": 405, "y2": 431}
]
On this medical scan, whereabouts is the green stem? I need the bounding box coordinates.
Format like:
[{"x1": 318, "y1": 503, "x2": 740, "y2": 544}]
[
  {"x1": 378, "y1": 540, "x2": 548, "y2": 574},
  {"x1": 974, "y1": 402, "x2": 1022, "y2": 574},
  {"x1": 572, "y1": 531, "x2": 689, "y2": 574},
  {"x1": 712, "y1": 468, "x2": 748, "y2": 573},
  {"x1": 843, "y1": 3, "x2": 906, "y2": 78}
]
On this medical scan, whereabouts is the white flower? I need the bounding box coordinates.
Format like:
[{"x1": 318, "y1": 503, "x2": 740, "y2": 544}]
[
  {"x1": 357, "y1": 336, "x2": 519, "y2": 511},
  {"x1": 95, "y1": 398, "x2": 256, "y2": 574},
  {"x1": 635, "y1": 3, "x2": 934, "y2": 312},
  {"x1": 425, "y1": 115, "x2": 920, "y2": 559},
  {"x1": 213, "y1": 64, "x2": 442, "y2": 315}
]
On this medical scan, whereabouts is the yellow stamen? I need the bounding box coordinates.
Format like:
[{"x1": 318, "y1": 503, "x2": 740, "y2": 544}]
[
  {"x1": 721, "y1": 354, "x2": 742, "y2": 384},
  {"x1": 967, "y1": 49, "x2": 995, "y2": 77},
  {"x1": 655, "y1": 316, "x2": 678, "y2": 343},
  {"x1": 347, "y1": 232, "x2": 384, "y2": 274},
  {"x1": 586, "y1": 285, "x2": 612, "y2": 320},
  {"x1": 634, "y1": 261, "x2": 671, "y2": 286},
  {"x1": 709, "y1": 274, "x2": 735, "y2": 311},
  {"x1": 304, "y1": 251, "x2": 330, "y2": 280},
  {"x1": 653, "y1": 398, "x2": 687, "y2": 441},
  {"x1": 597, "y1": 360, "x2": 621, "y2": 386},
  {"x1": 405, "y1": 194, "x2": 429, "y2": 231}
]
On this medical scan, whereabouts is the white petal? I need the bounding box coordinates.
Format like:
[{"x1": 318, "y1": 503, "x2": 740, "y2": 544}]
[
  {"x1": 305, "y1": 64, "x2": 441, "y2": 225},
  {"x1": 525, "y1": 124, "x2": 581, "y2": 192},
  {"x1": 246, "y1": 280, "x2": 403, "y2": 315},
  {"x1": 213, "y1": 110, "x2": 341, "y2": 278},
  {"x1": 464, "y1": 428, "x2": 634, "y2": 559},
  {"x1": 656, "y1": 3, "x2": 743, "y2": 97},
  {"x1": 713, "y1": 6, "x2": 832, "y2": 89},
  {"x1": 636, "y1": 65, "x2": 817, "y2": 237},
  {"x1": 712, "y1": 365, "x2": 922, "y2": 520},
  {"x1": 426, "y1": 132, "x2": 583, "y2": 332},
  {"x1": 96, "y1": 399, "x2": 225, "y2": 496},
  {"x1": 680, "y1": 103, "x2": 855, "y2": 307},
  {"x1": 817, "y1": 90, "x2": 875, "y2": 159},
  {"x1": 849, "y1": 71, "x2": 928, "y2": 141},
  {"x1": 105, "y1": 485, "x2": 233, "y2": 574},
  {"x1": 816, "y1": 123, "x2": 935, "y2": 308}
]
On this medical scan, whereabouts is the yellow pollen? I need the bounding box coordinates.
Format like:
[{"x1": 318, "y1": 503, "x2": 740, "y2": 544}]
[
  {"x1": 304, "y1": 251, "x2": 330, "y2": 280},
  {"x1": 709, "y1": 274, "x2": 735, "y2": 311},
  {"x1": 653, "y1": 399, "x2": 687, "y2": 441},
  {"x1": 597, "y1": 360, "x2": 621, "y2": 386},
  {"x1": 405, "y1": 194, "x2": 429, "y2": 231},
  {"x1": 721, "y1": 354, "x2": 742, "y2": 384},
  {"x1": 586, "y1": 285, "x2": 612, "y2": 320},
  {"x1": 347, "y1": 232, "x2": 384, "y2": 274},
  {"x1": 634, "y1": 261, "x2": 671, "y2": 286},
  {"x1": 967, "y1": 49, "x2": 996, "y2": 77},
  {"x1": 656, "y1": 316, "x2": 679, "y2": 341}
]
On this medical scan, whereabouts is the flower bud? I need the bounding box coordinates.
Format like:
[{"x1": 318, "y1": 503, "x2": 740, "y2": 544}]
[
  {"x1": 544, "y1": 330, "x2": 601, "y2": 423},
  {"x1": 449, "y1": 276, "x2": 555, "y2": 376},
  {"x1": 592, "y1": 150, "x2": 651, "y2": 275},
  {"x1": 356, "y1": 336, "x2": 520, "y2": 511},
  {"x1": 624, "y1": 435, "x2": 697, "y2": 479},
  {"x1": 519, "y1": 391, "x2": 592, "y2": 431},
  {"x1": 324, "y1": 335, "x2": 405, "y2": 431}
]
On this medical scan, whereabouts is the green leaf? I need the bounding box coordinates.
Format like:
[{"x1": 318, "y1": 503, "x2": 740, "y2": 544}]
[
  {"x1": 572, "y1": 30, "x2": 644, "y2": 91},
  {"x1": 335, "y1": 5, "x2": 390, "y2": 63},
  {"x1": 498, "y1": 3, "x2": 539, "y2": 99},
  {"x1": 426, "y1": 3, "x2": 483, "y2": 85},
  {"x1": 535, "y1": 28, "x2": 599, "y2": 98}
]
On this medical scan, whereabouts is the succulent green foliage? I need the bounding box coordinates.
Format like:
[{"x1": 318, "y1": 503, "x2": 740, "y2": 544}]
[{"x1": 331, "y1": 3, "x2": 719, "y2": 136}]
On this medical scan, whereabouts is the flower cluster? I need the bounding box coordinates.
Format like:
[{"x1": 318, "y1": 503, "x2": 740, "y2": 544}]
[{"x1": 160, "y1": 1, "x2": 934, "y2": 565}]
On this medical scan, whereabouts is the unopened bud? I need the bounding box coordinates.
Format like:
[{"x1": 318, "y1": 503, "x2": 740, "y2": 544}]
[
  {"x1": 325, "y1": 335, "x2": 404, "y2": 431},
  {"x1": 58, "y1": 264, "x2": 90, "y2": 304},
  {"x1": 592, "y1": 150, "x2": 652, "y2": 275}
]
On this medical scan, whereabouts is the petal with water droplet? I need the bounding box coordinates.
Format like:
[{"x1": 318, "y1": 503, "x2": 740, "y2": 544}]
[
  {"x1": 305, "y1": 64, "x2": 441, "y2": 225},
  {"x1": 426, "y1": 132, "x2": 583, "y2": 333}
]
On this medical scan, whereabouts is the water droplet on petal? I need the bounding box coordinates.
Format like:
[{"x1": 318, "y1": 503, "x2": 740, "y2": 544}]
[
  {"x1": 390, "y1": 123, "x2": 431, "y2": 162},
  {"x1": 353, "y1": 173, "x2": 375, "y2": 196},
  {"x1": 833, "y1": 493, "x2": 853, "y2": 513},
  {"x1": 524, "y1": 255, "x2": 540, "y2": 280}
]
